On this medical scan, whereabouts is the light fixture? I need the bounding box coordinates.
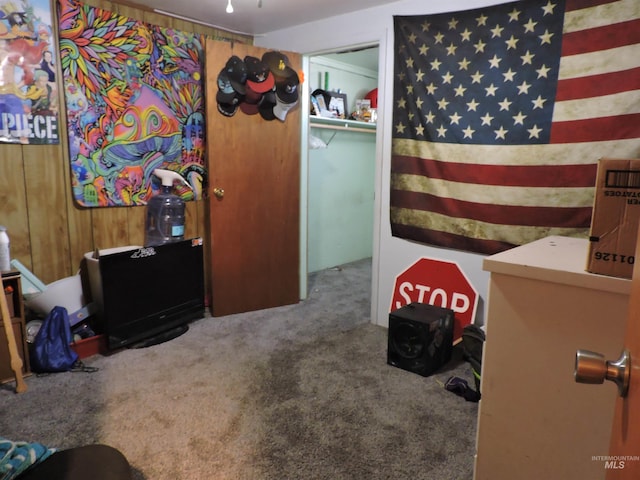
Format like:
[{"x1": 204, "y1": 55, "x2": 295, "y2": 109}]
[{"x1": 226, "y1": 0, "x2": 233, "y2": 13}]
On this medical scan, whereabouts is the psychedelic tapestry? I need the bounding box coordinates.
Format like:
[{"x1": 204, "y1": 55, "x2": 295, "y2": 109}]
[
  {"x1": 57, "y1": 0, "x2": 206, "y2": 207},
  {"x1": 0, "y1": 0, "x2": 59, "y2": 145}
]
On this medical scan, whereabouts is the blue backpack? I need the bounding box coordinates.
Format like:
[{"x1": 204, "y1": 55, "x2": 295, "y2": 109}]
[{"x1": 31, "y1": 306, "x2": 79, "y2": 373}]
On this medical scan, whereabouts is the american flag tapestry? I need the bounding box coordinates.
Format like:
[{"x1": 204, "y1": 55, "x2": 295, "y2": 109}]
[{"x1": 391, "y1": 0, "x2": 640, "y2": 255}]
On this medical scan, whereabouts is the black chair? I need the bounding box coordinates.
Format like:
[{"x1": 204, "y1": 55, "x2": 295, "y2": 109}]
[{"x1": 18, "y1": 444, "x2": 132, "y2": 480}]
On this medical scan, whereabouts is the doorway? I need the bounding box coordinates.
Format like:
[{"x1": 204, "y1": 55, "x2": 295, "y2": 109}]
[{"x1": 306, "y1": 45, "x2": 379, "y2": 290}]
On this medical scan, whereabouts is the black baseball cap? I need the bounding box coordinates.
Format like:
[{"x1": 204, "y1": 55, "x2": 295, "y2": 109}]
[
  {"x1": 223, "y1": 56, "x2": 247, "y2": 95},
  {"x1": 259, "y1": 91, "x2": 277, "y2": 121},
  {"x1": 275, "y1": 70, "x2": 300, "y2": 104},
  {"x1": 216, "y1": 89, "x2": 240, "y2": 106},
  {"x1": 244, "y1": 56, "x2": 275, "y2": 93},
  {"x1": 262, "y1": 50, "x2": 296, "y2": 80},
  {"x1": 217, "y1": 101, "x2": 238, "y2": 117}
]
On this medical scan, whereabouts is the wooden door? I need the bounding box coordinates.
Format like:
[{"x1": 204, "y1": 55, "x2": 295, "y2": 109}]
[
  {"x1": 607, "y1": 230, "x2": 640, "y2": 478},
  {"x1": 205, "y1": 40, "x2": 300, "y2": 317}
]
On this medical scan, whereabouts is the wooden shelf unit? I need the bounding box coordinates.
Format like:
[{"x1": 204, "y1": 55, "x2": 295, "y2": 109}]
[{"x1": 1, "y1": 270, "x2": 31, "y2": 383}]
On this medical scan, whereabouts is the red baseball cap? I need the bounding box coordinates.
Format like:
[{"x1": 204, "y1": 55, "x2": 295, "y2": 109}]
[{"x1": 244, "y1": 56, "x2": 275, "y2": 93}]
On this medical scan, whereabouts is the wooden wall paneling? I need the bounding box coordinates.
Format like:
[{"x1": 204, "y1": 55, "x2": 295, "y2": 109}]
[
  {"x1": 89, "y1": 0, "x2": 114, "y2": 13},
  {"x1": 125, "y1": 206, "x2": 146, "y2": 247},
  {"x1": 0, "y1": 145, "x2": 30, "y2": 266},
  {"x1": 66, "y1": 202, "x2": 95, "y2": 273},
  {"x1": 22, "y1": 144, "x2": 71, "y2": 283},
  {"x1": 90, "y1": 207, "x2": 130, "y2": 251},
  {"x1": 116, "y1": 3, "x2": 141, "y2": 20},
  {"x1": 1, "y1": 0, "x2": 251, "y2": 294},
  {"x1": 144, "y1": 8, "x2": 172, "y2": 28},
  {"x1": 194, "y1": 201, "x2": 211, "y2": 306}
]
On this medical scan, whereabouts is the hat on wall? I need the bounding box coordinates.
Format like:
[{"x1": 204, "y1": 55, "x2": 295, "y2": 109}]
[
  {"x1": 244, "y1": 56, "x2": 275, "y2": 93},
  {"x1": 262, "y1": 50, "x2": 296, "y2": 80},
  {"x1": 239, "y1": 101, "x2": 260, "y2": 115},
  {"x1": 258, "y1": 91, "x2": 277, "y2": 121},
  {"x1": 273, "y1": 96, "x2": 298, "y2": 122},
  {"x1": 223, "y1": 55, "x2": 247, "y2": 95},
  {"x1": 216, "y1": 89, "x2": 240, "y2": 107},
  {"x1": 275, "y1": 69, "x2": 300, "y2": 105},
  {"x1": 217, "y1": 70, "x2": 240, "y2": 105},
  {"x1": 244, "y1": 83, "x2": 266, "y2": 105},
  {"x1": 217, "y1": 100, "x2": 238, "y2": 117}
]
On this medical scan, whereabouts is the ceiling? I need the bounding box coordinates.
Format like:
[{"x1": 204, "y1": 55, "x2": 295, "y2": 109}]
[
  {"x1": 321, "y1": 47, "x2": 379, "y2": 73},
  {"x1": 136, "y1": 0, "x2": 403, "y2": 36}
]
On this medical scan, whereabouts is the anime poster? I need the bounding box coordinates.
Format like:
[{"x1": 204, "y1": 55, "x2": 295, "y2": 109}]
[
  {"x1": 0, "y1": 0, "x2": 58, "y2": 144},
  {"x1": 57, "y1": 0, "x2": 207, "y2": 207}
]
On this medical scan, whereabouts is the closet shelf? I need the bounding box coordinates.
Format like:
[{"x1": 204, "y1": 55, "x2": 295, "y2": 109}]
[{"x1": 310, "y1": 116, "x2": 376, "y2": 134}]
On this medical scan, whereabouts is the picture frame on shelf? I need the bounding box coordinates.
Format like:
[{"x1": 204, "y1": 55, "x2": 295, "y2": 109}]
[
  {"x1": 327, "y1": 92, "x2": 348, "y2": 119},
  {"x1": 310, "y1": 95, "x2": 322, "y2": 116},
  {"x1": 354, "y1": 99, "x2": 375, "y2": 123},
  {"x1": 311, "y1": 91, "x2": 331, "y2": 117}
]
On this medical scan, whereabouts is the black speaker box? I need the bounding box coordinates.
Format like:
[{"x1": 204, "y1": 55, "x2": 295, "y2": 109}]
[{"x1": 387, "y1": 302, "x2": 454, "y2": 377}]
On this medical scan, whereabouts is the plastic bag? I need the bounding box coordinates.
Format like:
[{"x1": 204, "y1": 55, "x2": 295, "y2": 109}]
[
  {"x1": 309, "y1": 134, "x2": 327, "y2": 149},
  {"x1": 30, "y1": 306, "x2": 79, "y2": 373}
]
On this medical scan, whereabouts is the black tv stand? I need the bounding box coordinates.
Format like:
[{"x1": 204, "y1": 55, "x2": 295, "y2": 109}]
[{"x1": 128, "y1": 324, "x2": 189, "y2": 349}]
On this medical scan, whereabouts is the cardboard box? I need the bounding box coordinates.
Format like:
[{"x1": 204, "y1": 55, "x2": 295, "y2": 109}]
[{"x1": 586, "y1": 158, "x2": 640, "y2": 279}]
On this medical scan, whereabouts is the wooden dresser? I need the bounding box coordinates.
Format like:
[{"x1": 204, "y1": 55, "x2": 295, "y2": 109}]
[{"x1": 475, "y1": 236, "x2": 630, "y2": 480}]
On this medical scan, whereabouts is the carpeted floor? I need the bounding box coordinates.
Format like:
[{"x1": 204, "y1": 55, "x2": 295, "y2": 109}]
[{"x1": 0, "y1": 258, "x2": 478, "y2": 479}]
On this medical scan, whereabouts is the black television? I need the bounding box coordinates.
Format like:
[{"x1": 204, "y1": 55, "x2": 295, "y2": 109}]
[{"x1": 98, "y1": 238, "x2": 205, "y2": 350}]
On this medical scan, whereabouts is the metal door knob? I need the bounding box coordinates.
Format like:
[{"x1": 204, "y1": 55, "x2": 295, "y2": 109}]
[
  {"x1": 213, "y1": 187, "x2": 225, "y2": 199},
  {"x1": 574, "y1": 349, "x2": 630, "y2": 397}
]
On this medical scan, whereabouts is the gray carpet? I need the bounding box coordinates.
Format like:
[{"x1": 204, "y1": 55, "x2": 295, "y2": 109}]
[{"x1": 1, "y1": 258, "x2": 478, "y2": 479}]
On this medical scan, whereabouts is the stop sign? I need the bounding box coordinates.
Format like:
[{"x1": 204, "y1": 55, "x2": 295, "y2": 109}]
[{"x1": 390, "y1": 257, "x2": 478, "y2": 344}]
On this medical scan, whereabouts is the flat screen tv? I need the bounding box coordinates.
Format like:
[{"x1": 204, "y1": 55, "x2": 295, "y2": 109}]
[{"x1": 99, "y1": 238, "x2": 205, "y2": 350}]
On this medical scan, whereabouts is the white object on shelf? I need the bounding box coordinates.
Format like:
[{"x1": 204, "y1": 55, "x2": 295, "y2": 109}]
[{"x1": 0, "y1": 226, "x2": 10, "y2": 271}]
